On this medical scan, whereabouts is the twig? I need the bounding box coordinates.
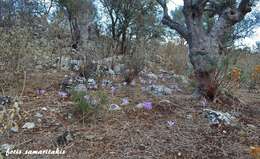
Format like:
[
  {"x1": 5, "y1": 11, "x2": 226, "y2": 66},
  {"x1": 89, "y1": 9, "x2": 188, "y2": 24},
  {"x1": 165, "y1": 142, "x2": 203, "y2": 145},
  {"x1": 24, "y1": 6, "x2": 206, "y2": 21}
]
[
  {"x1": 15, "y1": 138, "x2": 33, "y2": 148},
  {"x1": 19, "y1": 71, "x2": 27, "y2": 98}
]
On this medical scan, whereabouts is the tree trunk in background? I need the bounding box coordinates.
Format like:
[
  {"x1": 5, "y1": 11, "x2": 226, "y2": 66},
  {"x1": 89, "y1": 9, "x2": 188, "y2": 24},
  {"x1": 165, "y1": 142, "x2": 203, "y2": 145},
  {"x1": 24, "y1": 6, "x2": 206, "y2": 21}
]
[
  {"x1": 69, "y1": 15, "x2": 80, "y2": 50},
  {"x1": 120, "y1": 31, "x2": 127, "y2": 54}
]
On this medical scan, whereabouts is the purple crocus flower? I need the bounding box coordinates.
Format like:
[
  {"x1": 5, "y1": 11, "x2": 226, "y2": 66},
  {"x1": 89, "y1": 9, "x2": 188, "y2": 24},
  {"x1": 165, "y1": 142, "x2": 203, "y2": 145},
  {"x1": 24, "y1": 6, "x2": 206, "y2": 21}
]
[
  {"x1": 58, "y1": 91, "x2": 69, "y2": 98},
  {"x1": 36, "y1": 89, "x2": 46, "y2": 95},
  {"x1": 111, "y1": 86, "x2": 116, "y2": 96},
  {"x1": 121, "y1": 97, "x2": 129, "y2": 105},
  {"x1": 167, "y1": 120, "x2": 176, "y2": 127},
  {"x1": 200, "y1": 97, "x2": 207, "y2": 107},
  {"x1": 143, "y1": 101, "x2": 152, "y2": 110}
]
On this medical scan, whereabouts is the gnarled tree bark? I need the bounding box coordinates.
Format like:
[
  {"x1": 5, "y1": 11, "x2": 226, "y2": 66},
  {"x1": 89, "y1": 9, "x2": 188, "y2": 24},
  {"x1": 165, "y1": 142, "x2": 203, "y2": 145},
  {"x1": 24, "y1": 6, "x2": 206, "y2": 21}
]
[{"x1": 157, "y1": 0, "x2": 252, "y2": 100}]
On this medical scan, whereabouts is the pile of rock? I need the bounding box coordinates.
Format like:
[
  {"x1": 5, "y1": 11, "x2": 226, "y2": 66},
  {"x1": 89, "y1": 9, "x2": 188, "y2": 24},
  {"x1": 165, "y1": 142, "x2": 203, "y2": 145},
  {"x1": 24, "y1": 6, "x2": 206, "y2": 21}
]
[
  {"x1": 0, "y1": 96, "x2": 11, "y2": 107},
  {"x1": 145, "y1": 85, "x2": 172, "y2": 96},
  {"x1": 203, "y1": 109, "x2": 237, "y2": 126}
]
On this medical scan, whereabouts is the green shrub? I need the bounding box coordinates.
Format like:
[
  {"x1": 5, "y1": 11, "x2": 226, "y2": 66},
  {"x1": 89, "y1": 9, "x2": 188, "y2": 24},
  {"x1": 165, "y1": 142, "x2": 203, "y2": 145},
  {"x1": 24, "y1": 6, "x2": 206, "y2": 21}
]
[
  {"x1": 95, "y1": 90, "x2": 108, "y2": 106},
  {"x1": 71, "y1": 90, "x2": 108, "y2": 114},
  {"x1": 71, "y1": 91, "x2": 93, "y2": 113}
]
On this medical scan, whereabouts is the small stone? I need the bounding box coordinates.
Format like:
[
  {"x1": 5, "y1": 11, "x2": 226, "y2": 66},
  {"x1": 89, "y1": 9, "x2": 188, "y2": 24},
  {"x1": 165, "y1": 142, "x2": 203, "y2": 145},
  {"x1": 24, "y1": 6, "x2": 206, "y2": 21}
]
[
  {"x1": 10, "y1": 127, "x2": 19, "y2": 133},
  {"x1": 52, "y1": 69, "x2": 57, "y2": 73},
  {"x1": 203, "y1": 109, "x2": 236, "y2": 126},
  {"x1": 87, "y1": 79, "x2": 97, "y2": 89},
  {"x1": 135, "y1": 103, "x2": 144, "y2": 109},
  {"x1": 172, "y1": 74, "x2": 189, "y2": 84},
  {"x1": 61, "y1": 76, "x2": 73, "y2": 89},
  {"x1": 159, "y1": 99, "x2": 171, "y2": 105},
  {"x1": 67, "y1": 113, "x2": 73, "y2": 119},
  {"x1": 35, "y1": 65, "x2": 43, "y2": 70},
  {"x1": 146, "y1": 85, "x2": 172, "y2": 96},
  {"x1": 57, "y1": 131, "x2": 74, "y2": 146},
  {"x1": 0, "y1": 96, "x2": 11, "y2": 106},
  {"x1": 170, "y1": 84, "x2": 182, "y2": 92},
  {"x1": 22, "y1": 122, "x2": 35, "y2": 129},
  {"x1": 74, "y1": 84, "x2": 88, "y2": 92},
  {"x1": 41, "y1": 107, "x2": 48, "y2": 111},
  {"x1": 108, "y1": 69, "x2": 115, "y2": 75},
  {"x1": 146, "y1": 73, "x2": 158, "y2": 80},
  {"x1": 247, "y1": 124, "x2": 257, "y2": 129},
  {"x1": 113, "y1": 64, "x2": 125, "y2": 75},
  {"x1": 109, "y1": 104, "x2": 121, "y2": 111},
  {"x1": 138, "y1": 144, "x2": 146, "y2": 150},
  {"x1": 186, "y1": 114, "x2": 193, "y2": 119},
  {"x1": 74, "y1": 76, "x2": 86, "y2": 84},
  {"x1": 84, "y1": 134, "x2": 96, "y2": 140},
  {"x1": 35, "y1": 112, "x2": 43, "y2": 118},
  {"x1": 101, "y1": 80, "x2": 113, "y2": 87},
  {"x1": 159, "y1": 69, "x2": 168, "y2": 73}
]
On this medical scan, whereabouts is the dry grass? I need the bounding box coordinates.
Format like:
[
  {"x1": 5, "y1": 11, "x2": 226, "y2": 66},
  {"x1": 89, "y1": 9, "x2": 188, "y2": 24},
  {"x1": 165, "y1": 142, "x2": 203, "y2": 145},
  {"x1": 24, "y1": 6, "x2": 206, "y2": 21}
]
[{"x1": 159, "y1": 41, "x2": 189, "y2": 75}]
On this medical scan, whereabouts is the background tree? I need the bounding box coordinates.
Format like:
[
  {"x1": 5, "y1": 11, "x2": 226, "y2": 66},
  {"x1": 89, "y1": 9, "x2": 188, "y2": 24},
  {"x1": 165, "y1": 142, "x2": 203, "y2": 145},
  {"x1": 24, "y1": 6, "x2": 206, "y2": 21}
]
[
  {"x1": 256, "y1": 41, "x2": 260, "y2": 53},
  {"x1": 0, "y1": 0, "x2": 51, "y2": 28},
  {"x1": 100, "y1": 0, "x2": 163, "y2": 54},
  {"x1": 56, "y1": 0, "x2": 96, "y2": 49},
  {"x1": 157, "y1": 0, "x2": 256, "y2": 99}
]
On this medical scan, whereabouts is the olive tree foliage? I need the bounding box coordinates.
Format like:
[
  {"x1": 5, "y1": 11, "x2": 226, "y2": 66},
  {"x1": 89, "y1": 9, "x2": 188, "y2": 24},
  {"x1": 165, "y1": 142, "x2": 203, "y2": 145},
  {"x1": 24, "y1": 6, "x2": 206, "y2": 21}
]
[
  {"x1": 170, "y1": 0, "x2": 259, "y2": 50},
  {"x1": 100, "y1": 0, "x2": 164, "y2": 54},
  {"x1": 157, "y1": 0, "x2": 257, "y2": 99},
  {"x1": 0, "y1": 0, "x2": 52, "y2": 28}
]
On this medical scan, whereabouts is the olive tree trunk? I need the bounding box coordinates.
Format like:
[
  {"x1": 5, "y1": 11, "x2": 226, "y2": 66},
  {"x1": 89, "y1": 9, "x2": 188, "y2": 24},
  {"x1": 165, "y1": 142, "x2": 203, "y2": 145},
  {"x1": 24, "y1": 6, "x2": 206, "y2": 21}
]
[{"x1": 157, "y1": 0, "x2": 252, "y2": 99}]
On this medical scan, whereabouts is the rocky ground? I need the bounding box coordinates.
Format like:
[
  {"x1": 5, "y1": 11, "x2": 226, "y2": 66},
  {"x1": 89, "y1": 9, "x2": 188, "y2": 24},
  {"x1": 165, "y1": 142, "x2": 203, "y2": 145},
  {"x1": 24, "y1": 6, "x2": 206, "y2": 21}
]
[{"x1": 0, "y1": 67, "x2": 260, "y2": 159}]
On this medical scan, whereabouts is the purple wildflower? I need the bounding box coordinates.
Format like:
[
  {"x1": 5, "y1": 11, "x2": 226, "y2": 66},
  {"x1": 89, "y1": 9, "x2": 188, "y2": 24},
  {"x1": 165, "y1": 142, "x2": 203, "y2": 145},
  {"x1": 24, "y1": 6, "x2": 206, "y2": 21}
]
[
  {"x1": 167, "y1": 120, "x2": 176, "y2": 127},
  {"x1": 143, "y1": 101, "x2": 152, "y2": 110},
  {"x1": 58, "y1": 91, "x2": 68, "y2": 98},
  {"x1": 36, "y1": 89, "x2": 46, "y2": 95},
  {"x1": 121, "y1": 98, "x2": 129, "y2": 105},
  {"x1": 111, "y1": 86, "x2": 116, "y2": 96}
]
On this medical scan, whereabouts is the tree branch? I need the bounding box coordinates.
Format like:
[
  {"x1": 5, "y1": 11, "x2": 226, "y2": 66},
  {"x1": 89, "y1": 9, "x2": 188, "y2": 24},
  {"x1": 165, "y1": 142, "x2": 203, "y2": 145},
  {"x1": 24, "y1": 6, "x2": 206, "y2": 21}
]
[
  {"x1": 156, "y1": 0, "x2": 189, "y2": 40},
  {"x1": 238, "y1": 0, "x2": 252, "y2": 14},
  {"x1": 210, "y1": 0, "x2": 252, "y2": 40},
  {"x1": 183, "y1": 0, "x2": 192, "y2": 7},
  {"x1": 195, "y1": 0, "x2": 210, "y2": 10}
]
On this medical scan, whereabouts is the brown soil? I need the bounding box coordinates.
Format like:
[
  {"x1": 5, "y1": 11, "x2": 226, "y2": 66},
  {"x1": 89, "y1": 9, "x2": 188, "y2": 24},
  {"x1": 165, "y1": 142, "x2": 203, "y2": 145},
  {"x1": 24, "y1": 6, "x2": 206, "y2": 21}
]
[{"x1": 1, "y1": 71, "x2": 259, "y2": 159}]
